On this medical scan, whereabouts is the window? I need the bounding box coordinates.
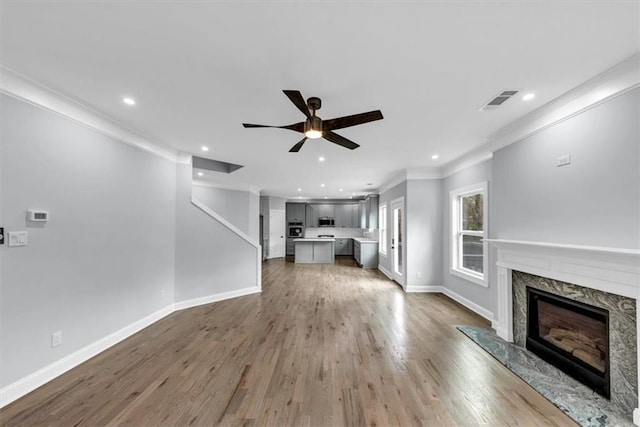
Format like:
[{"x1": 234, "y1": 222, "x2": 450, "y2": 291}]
[
  {"x1": 450, "y1": 182, "x2": 488, "y2": 286},
  {"x1": 379, "y1": 203, "x2": 387, "y2": 255}
]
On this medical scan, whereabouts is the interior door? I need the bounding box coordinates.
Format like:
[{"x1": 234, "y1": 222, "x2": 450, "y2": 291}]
[
  {"x1": 391, "y1": 198, "x2": 404, "y2": 285},
  {"x1": 269, "y1": 210, "x2": 285, "y2": 259}
]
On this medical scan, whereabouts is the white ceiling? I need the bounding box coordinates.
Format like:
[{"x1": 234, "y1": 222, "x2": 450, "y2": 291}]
[{"x1": 2, "y1": 1, "x2": 639, "y2": 199}]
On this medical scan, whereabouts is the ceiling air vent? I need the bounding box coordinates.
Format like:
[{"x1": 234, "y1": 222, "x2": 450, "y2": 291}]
[{"x1": 479, "y1": 89, "x2": 520, "y2": 111}]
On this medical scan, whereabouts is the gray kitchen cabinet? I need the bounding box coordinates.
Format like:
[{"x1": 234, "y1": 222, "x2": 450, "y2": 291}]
[
  {"x1": 305, "y1": 204, "x2": 319, "y2": 227},
  {"x1": 359, "y1": 196, "x2": 379, "y2": 229},
  {"x1": 286, "y1": 203, "x2": 306, "y2": 222},
  {"x1": 353, "y1": 239, "x2": 378, "y2": 268},
  {"x1": 334, "y1": 204, "x2": 350, "y2": 227},
  {"x1": 318, "y1": 204, "x2": 335, "y2": 218},
  {"x1": 359, "y1": 201, "x2": 366, "y2": 228},
  {"x1": 334, "y1": 238, "x2": 353, "y2": 256},
  {"x1": 366, "y1": 195, "x2": 379, "y2": 229},
  {"x1": 350, "y1": 204, "x2": 359, "y2": 227}
]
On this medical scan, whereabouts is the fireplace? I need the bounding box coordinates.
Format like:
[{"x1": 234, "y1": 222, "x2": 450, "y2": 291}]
[
  {"x1": 526, "y1": 286, "x2": 610, "y2": 398},
  {"x1": 488, "y1": 239, "x2": 639, "y2": 423}
]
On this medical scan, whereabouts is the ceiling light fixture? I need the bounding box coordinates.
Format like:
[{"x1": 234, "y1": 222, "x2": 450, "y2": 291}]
[
  {"x1": 522, "y1": 93, "x2": 536, "y2": 101},
  {"x1": 201, "y1": 146, "x2": 209, "y2": 152},
  {"x1": 321, "y1": 183, "x2": 325, "y2": 187},
  {"x1": 339, "y1": 188, "x2": 343, "y2": 192},
  {"x1": 197, "y1": 172, "x2": 203, "y2": 177},
  {"x1": 304, "y1": 116, "x2": 323, "y2": 139},
  {"x1": 324, "y1": 196, "x2": 328, "y2": 199},
  {"x1": 297, "y1": 188, "x2": 302, "y2": 192},
  {"x1": 318, "y1": 156, "x2": 325, "y2": 162},
  {"x1": 123, "y1": 97, "x2": 136, "y2": 106},
  {"x1": 432, "y1": 154, "x2": 439, "y2": 160}
]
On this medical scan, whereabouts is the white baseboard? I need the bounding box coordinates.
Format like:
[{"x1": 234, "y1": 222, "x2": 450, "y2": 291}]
[
  {"x1": 377, "y1": 264, "x2": 393, "y2": 280},
  {"x1": 440, "y1": 287, "x2": 494, "y2": 322},
  {"x1": 405, "y1": 285, "x2": 443, "y2": 293},
  {"x1": 174, "y1": 286, "x2": 261, "y2": 311},
  {"x1": 0, "y1": 304, "x2": 174, "y2": 408},
  {"x1": 634, "y1": 408, "x2": 640, "y2": 426},
  {"x1": 1, "y1": 286, "x2": 263, "y2": 409}
]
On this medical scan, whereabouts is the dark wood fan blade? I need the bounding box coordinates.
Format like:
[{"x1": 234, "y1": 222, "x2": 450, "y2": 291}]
[
  {"x1": 243, "y1": 122, "x2": 305, "y2": 133},
  {"x1": 289, "y1": 137, "x2": 307, "y2": 152},
  {"x1": 322, "y1": 131, "x2": 360, "y2": 150},
  {"x1": 283, "y1": 90, "x2": 311, "y2": 119},
  {"x1": 322, "y1": 110, "x2": 383, "y2": 131},
  {"x1": 243, "y1": 123, "x2": 276, "y2": 128}
]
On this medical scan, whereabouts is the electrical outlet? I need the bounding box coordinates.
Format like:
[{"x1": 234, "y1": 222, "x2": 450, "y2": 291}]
[
  {"x1": 556, "y1": 155, "x2": 571, "y2": 167},
  {"x1": 51, "y1": 331, "x2": 62, "y2": 348}
]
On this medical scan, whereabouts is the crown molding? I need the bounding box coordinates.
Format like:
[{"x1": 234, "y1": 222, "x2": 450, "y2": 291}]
[
  {"x1": 0, "y1": 66, "x2": 179, "y2": 163},
  {"x1": 405, "y1": 166, "x2": 443, "y2": 180},
  {"x1": 487, "y1": 53, "x2": 640, "y2": 152}
]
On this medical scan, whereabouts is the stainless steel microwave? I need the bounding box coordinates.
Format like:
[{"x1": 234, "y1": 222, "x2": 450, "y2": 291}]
[{"x1": 318, "y1": 217, "x2": 334, "y2": 227}]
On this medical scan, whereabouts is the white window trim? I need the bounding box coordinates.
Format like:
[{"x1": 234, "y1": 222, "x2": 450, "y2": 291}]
[
  {"x1": 450, "y1": 181, "x2": 489, "y2": 287},
  {"x1": 378, "y1": 203, "x2": 388, "y2": 256}
]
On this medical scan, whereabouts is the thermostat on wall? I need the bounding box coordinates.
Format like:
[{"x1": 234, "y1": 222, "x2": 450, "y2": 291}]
[{"x1": 27, "y1": 210, "x2": 49, "y2": 222}]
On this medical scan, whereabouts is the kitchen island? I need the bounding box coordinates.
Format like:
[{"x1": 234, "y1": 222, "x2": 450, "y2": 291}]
[{"x1": 293, "y1": 238, "x2": 335, "y2": 264}]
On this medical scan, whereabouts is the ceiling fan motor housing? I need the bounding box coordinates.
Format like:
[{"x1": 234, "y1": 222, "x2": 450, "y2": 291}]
[{"x1": 307, "y1": 96, "x2": 321, "y2": 111}]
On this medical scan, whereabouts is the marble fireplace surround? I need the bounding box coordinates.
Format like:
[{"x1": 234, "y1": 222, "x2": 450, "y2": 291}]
[{"x1": 487, "y1": 239, "x2": 640, "y2": 425}]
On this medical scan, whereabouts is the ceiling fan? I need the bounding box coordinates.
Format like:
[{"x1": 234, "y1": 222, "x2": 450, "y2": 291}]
[{"x1": 243, "y1": 90, "x2": 383, "y2": 152}]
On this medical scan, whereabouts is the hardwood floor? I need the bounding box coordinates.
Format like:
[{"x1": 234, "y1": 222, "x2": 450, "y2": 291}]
[{"x1": 1, "y1": 257, "x2": 576, "y2": 426}]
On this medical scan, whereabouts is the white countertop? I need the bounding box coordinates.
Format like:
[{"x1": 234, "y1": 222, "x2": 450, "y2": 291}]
[
  {"x1": 352, "y1": 237, "x2": 378, "y2": 244},
  {"x1": 293, "y1": 238, "x2": 336, "y2": 242}
]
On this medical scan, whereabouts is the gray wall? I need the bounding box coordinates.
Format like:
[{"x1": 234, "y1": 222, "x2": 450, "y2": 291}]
[
  {"x1": 492, "y1": 88, "x2": 639, "y2": 249},
  {"x1": 174, "y1": 163, "x2": 259, "y2": 302},
  {"x1": 1, "y1": 94, "x2": 261, "y2": 392},
  {"x1": 440, "y1": 88, "x2": 640, "y2": 319},
  {"x1": 378, "y1": 181, "x2": 407, "y2": 279},
  {"x1": 406, "y1": 179, "x2": 442, "y2": 289},
  {"x1": 192, "y1": 184, "x2": 259, "y2": 241},
  {"x1": 441, "y1": 159, "x2": 493, "y2": 311},
  {"x1": 1, "y1": 94, "x2": 177, "y2": 387}
]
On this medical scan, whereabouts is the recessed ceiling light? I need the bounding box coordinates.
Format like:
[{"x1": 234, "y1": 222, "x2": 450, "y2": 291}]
[
  {"x1": 318, "y1": 156, "x2": 325, "y2": 162},
  {"x1": 123, "y1": 97, "x2": 136, "y2": 106},
  {"x1": 298, "y1": 196, "x2": 302, "y2": 199},
  {"x1": 201, "y1": 146, "x2": 209, "y2": 152},
  {"x1": 352, "y1": 192, "x2": 356, "y2": 196},
  {"x1": 522, "y1": 93, "x2": 536, "y2": 101},
  {"x1": 197, "y1": 172, "x2": 203, "y2": 177},
  {"x1": 321, "y1": 183, "x2": 325, "y2": 187},
  {"x1": 297, "y1": 188, "x2": 302, "y2": 192},
  {"x1": 349, "y1": 196, "x2": 353, "y2": 199},
  {"x1": 431, "y1": 154, "x2": 439, "y2": 160},
  {"x1": 339, "y1": 188, "x2": 343, "y2": 192},
  {"x1": 324, "y1": 196, "x2": 328, "y2": 199}
]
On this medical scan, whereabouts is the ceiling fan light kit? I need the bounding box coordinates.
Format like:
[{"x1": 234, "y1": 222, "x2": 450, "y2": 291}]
[{"x1": 243, "y1": 90, "x2": 383, "y2": 152}]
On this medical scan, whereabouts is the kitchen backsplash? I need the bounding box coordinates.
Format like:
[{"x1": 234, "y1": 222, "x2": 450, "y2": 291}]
[{"x1": 305, "y1": 227, "x2": 378, "y2": 240}]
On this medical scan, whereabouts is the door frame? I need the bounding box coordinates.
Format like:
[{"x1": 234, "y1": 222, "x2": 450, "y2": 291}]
[
  {"x1": 268, "y1": 209, "x2": 286, "y2": 259},
  {"x1": 391, "y1": 197, "x2": 405, "y2": 287}
]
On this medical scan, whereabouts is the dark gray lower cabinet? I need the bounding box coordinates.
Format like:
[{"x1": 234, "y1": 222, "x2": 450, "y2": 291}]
[
  {"x1": 353, "y1": 239, "x2": 378, "y2": 268},
  {"x1": 334, "y1": 238, "x2": 353, "y2": 256}
]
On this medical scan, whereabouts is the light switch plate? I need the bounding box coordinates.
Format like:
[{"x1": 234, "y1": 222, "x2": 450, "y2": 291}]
[
  {"x1": 8, "y1": 231, "x2": 28, "y2": 247},
  {"x1": 557, "y1": 155, "x2": 571, "y2": 167}
]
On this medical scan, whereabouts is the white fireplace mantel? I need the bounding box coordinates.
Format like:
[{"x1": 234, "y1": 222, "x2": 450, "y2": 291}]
[{"x1": 486, "y1": 239, "x2": 640, "y2": 424}]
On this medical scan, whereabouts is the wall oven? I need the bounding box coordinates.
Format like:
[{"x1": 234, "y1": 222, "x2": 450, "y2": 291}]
[{"x1": 288, "y1": 221, "x2": 304, "y2": 238}]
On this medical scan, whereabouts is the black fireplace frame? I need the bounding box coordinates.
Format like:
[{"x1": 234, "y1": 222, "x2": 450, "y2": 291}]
[{"x1": 526, "y1": 286, "x2": 610, "y2": 398}]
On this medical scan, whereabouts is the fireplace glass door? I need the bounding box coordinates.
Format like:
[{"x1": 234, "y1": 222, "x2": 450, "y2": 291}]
[{"x1": 526, "y1": 287, "x2": 610, "y2": 398}]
